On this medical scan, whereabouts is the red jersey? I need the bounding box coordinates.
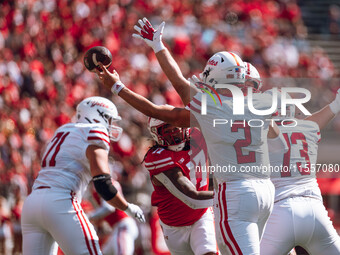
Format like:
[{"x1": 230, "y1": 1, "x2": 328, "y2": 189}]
[
  {"x1": 104, "y1": 207, "x2": 128, "y2": 227},
  {"x1": 144, "y1": 128, "x2": 210, "y2": 226}
]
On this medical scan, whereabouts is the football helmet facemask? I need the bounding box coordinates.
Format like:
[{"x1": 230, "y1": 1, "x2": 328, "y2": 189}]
[
  {"x1": 244, "y1": 62, "x2": 262, "y2": 92},
  {"x1": 148, "y1": 117, "x2": 189, "y2": 152},
  {"x1": 200, "y1": 51, "x2": 245, "y2": 87},
  {"x1": 76, "y1": 96, "x2": 123, "y2": 142}
]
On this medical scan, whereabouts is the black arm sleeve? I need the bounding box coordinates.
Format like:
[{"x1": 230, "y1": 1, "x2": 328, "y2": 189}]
[{"x1": 92, "y1": 174, "x2": 118, "y2": 201}]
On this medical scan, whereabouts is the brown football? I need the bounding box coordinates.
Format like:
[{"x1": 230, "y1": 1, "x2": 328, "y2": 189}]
[{"x1": 84, "y1": 46, "x2": 112, "y2": 72}]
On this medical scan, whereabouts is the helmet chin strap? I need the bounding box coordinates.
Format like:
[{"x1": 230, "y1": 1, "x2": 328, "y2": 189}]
[{"x1": 168, "y1": 142, "x2": 186, "y2": 152}]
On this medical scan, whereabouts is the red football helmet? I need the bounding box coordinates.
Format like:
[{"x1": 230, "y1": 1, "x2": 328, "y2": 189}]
[{"x1": 147, "y1": 117, "x2": 189, "y2": 151}]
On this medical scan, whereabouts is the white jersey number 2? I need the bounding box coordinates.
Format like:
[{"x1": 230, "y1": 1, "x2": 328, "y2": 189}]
[{"x1": 232, "y1": 122, "x2": 256, "y2": 164}]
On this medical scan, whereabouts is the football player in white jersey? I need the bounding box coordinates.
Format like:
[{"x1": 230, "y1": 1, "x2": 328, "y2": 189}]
[
  {"x1": 143, "y1": 117, "x2": 217, "y2": 255},
  {"x1": 95, "y1": 18, "x2": 288, "y2": 255},
  {"x1": 260, "y1": 89, "x2": 340, "y2": 255},
  {"x1": 21, "y1": 97, "x2": 145, "y2": 255}
]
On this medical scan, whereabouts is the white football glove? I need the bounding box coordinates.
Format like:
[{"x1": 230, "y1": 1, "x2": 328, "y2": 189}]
[
  {"x1": 124, "y1": 203, "x2": 146, "y2": 223},
  {"x1": 329, "y1": 88, "x2": 340, "y2": 115},
  {"x1": 133, "y1": 17, "x2": 165, "y2": 53}
]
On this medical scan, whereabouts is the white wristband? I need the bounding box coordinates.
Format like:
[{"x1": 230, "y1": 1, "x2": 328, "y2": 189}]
[
  {"x1": 329, "y1": 100, "x2": 340, "y2": 115},
  {"x1": 329, "y1": 89, "x2": 340, "y2": 115},
  {"x1": 153, "y1": 42, "x2": 166, "y2": 53},
  {"x1": 111, "y1": 81, "x2": 125, "y2": 95}
]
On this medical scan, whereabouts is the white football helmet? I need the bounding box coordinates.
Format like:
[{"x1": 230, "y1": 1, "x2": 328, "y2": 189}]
[
  {"x1": 244, "y1": 62, "x2": 262, "y2": 92},
  {"x1": 265, "y1": 89, "x2": 295, "y2": 119},
  {"x1": 147, "y1": 117, "x2": 189, "y2": 152},
  {"x1": 76, "y1": 96, "x2": 123, "y2": 141},
  {"x1": 200, "y1": 51, "x2": 245, "y2": 87}
]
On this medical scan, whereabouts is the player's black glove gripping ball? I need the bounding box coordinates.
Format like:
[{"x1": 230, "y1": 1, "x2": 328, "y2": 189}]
[{"x1": 84, "y1": 46, "x2": 112, "y2": 72}]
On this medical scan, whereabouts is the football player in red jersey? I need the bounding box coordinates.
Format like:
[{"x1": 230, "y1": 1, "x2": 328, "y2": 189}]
[{"x1": 143, "y1": 116, "x2": 217, "y2": 255}]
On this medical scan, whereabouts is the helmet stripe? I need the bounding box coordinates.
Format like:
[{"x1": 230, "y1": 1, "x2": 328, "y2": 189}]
[{"x1": 228, "y1": 52, "x2": 240, "y2": 66}]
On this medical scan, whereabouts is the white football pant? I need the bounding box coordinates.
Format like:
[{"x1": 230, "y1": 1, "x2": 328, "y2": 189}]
[
  {"x1": 261, "y1": 196, "x2": 340, "y2": 255},
  {"x1": 214, "y1": 178, "x2": 274, "y2": 255},
  {"x1": 159, "y1": 208, "x2": 217, "y2": 255},
  {"x1": 22, "y1": 188, "x2": 102, "y2": 255}
]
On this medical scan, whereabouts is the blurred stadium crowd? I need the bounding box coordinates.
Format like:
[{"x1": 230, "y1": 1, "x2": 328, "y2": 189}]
[{"x1": 0, "y1": 0, "x2": 340, "y2": 254}]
